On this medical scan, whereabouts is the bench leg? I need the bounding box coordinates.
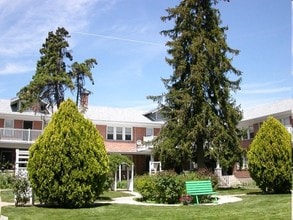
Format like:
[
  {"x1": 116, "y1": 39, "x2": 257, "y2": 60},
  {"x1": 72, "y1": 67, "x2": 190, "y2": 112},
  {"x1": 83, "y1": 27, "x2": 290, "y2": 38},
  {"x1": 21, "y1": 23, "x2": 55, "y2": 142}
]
[
  {"x1": 214, "y1": 195, "x2": 218, "y2": 204},
  {"x1": 195, "y1": 195, "x2": 199, "y2": 205}
]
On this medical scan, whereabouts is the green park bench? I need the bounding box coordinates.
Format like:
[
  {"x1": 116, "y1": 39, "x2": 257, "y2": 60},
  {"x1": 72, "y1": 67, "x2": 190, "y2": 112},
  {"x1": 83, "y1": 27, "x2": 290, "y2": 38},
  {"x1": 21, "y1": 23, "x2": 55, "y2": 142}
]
[{"x1": 185, "y1": 180, "x2": 217, "y2": 205}]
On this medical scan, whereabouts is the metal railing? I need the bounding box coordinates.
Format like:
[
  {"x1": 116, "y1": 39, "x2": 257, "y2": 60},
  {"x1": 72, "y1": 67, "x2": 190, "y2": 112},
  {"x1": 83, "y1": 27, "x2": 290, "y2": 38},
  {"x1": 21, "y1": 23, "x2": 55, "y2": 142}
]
[{"x1": 0, "y1": 128, "x2": 42, "y2": 142}]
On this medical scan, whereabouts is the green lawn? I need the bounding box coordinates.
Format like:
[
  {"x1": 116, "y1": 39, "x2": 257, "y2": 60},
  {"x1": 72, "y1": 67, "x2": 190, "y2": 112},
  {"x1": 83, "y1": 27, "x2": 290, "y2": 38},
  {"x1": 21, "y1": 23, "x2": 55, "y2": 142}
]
[{"x1": 1, "y1": 189, "x2": 291, "y2": 220}]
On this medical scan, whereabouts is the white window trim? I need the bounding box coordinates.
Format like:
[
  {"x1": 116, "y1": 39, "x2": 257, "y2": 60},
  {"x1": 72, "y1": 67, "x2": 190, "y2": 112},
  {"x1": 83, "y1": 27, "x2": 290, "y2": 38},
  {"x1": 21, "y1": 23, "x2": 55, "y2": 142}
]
[
  {"x1": 106, "y1": 126, "x2": 132, "y2": 141},
  {"x1": 146, "y1": 127, "x2": 154, "y2": 137}
]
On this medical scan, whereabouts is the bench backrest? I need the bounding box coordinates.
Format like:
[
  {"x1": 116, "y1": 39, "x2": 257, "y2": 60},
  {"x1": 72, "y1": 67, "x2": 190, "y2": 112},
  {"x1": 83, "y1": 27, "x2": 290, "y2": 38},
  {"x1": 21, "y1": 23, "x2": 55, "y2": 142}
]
[{"x1": 185, "y1": 180, "x2": 214, "y2": 194}]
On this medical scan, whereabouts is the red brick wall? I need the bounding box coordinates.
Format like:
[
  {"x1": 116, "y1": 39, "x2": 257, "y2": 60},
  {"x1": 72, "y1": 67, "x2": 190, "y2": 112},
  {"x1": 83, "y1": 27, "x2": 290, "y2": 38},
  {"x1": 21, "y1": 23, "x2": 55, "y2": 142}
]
[
  {"x1": 14, "y1": 120, "x2": 23, "y2": 129},
  {"x1": 33, "y1": 121, "x2": 42, "y2": 130},
  {"x1": 133, "y1": 127, "x2": 145, "y2": 142},
  {"x1": 96, "y1": 125, "x2": 106, "y2": 140},
  {"x1": 234, "y1": 170, "x2": 250, "y2": 178},
  {"x1": 154, "y1": 128, "x2": 160, "y2": 136},
  {"x1": 241, "y1": 139, "x2": 252, "y2": 150},
  {"x1": 0, "y1": 119, "x2": 4, "y2": 128}
]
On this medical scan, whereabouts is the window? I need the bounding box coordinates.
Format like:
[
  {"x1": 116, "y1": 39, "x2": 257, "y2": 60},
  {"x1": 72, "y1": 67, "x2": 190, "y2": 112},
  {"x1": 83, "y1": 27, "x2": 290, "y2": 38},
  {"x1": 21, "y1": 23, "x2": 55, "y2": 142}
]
[
  {"x1": 107, "y1": 126, "x2": 114, "y2": 140},
  {"x1": 125, "y1": 127, "x2": 132, "y2": 140},
  {"x1": 116, "y1": 127, "x2": 123, "y2": 140},
  {"x1": 107, "y1": 126, "x2": 132, "y2": 141},
  {"x1": 280, "y1": 117, "x2": 290, "y2": 126},
  {"x1": 146, "y1": 128, "x2": 153, "y2": 137},
  {"x1": 4, "y1": 119, "x2": 13, "y2": 128},
  {"x1": 4, "y1": 119, "x2": 13, "y2": 137},
  {"x1": 248, "y1": 126, "x2": 254, "y2": 139}
]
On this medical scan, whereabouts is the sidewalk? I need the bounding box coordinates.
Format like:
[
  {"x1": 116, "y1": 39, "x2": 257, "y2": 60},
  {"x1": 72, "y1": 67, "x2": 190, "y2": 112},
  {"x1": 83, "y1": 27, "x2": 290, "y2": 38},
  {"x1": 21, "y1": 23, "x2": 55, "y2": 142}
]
[
  {"x1": 101, "y1": 191, "x2": 243, "y2": 206},
  {"x1": 0, "y1": 191, "x2": 243, "y2": 208}
]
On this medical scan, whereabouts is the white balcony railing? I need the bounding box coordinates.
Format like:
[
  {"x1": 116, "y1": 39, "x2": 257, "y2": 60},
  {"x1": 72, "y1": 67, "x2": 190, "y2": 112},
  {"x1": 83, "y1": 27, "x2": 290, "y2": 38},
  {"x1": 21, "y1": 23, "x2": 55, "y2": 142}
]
[
  {"x1": 137, "y1": 136, "x2": 157, "y2": 151},
  {"x1": 143, "y1": 135, "x2": 157, "y2": 148},
  {"x1": 0, "y1": 128, "x2": 42, "y2": 142}
]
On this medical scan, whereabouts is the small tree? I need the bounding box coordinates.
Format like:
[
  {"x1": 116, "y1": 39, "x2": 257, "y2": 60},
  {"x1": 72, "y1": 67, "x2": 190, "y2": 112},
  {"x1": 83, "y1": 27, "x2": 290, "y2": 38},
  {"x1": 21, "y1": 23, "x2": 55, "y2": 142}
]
[
  {"x1": 70, "y1": 59, "x2": 97, "y2": 107},
  {"x1": 13, "y1": 171, "x2": 31, "y2": 206},
  {"x1": 247, "y1": 116, "x2": 292, "y2": 193},
  {"x1": 28, "y1": 99, "x2": 109, "y2": 207}
]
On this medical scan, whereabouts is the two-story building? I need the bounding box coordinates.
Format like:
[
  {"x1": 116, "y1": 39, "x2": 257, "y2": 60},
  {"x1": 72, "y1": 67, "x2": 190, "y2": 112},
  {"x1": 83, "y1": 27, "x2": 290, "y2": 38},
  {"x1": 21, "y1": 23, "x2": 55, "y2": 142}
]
[
  {"x1": 1, "y1": 97, "x2": 292, "y2": 181},
  {"x1": 0, "y1": 98, "x2": 163, "y2": 175}
]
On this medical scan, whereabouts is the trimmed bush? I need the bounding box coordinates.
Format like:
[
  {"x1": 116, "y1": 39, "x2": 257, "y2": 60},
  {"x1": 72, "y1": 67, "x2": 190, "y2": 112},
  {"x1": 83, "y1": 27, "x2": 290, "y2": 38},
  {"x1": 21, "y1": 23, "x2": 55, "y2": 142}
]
[
  {"x1": 154, "y1": 171, "x2": 183, "y2": 204},
  {"x1": 0, "y1": 173, "x2": 14, "y2": 189},
  {"x1": 134, "y1": 174, "x2": 156, "y2": 201},
  {"x1": 247, "y1": 116, "x2": 292, "y2": 193},
  {"x1": 28, "y1": 99, "x2": 109, "y2": 208}
]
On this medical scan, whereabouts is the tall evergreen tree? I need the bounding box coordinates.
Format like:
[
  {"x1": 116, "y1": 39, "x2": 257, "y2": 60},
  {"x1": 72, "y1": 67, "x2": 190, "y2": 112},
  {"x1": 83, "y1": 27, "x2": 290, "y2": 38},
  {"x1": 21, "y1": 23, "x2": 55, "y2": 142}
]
[
  {"x1": 18, "y1": 27, "x2": 74, "y2": 112},
  {"x1": 151, "y1": 0, "x2": 242, "y2": 171},
  {"x1": 70, "y1": 59, "x2": 97, "y2": 107}
]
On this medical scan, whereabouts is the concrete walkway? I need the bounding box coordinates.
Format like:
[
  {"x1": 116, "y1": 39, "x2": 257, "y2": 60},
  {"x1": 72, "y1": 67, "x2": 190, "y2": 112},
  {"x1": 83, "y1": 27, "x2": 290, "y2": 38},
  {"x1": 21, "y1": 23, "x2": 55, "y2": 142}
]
[{"x1": 100, "y1": 191, "x2": 243, "y2": 206}]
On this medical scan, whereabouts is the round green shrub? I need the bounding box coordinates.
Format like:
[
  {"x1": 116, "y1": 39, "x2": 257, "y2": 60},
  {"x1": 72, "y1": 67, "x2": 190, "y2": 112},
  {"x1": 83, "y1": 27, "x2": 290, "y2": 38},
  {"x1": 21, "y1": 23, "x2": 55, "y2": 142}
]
[
  {"x1": 28, "y1": 99, "x2": 109, "y2": 207},
  {"x1": 134, "y1": 170, "x2": 217, "y2": 204},
  {"x1": 154, "y1": 171, "x2": 183, "y2": 204},
  {"x1": 134, "y1": 174, "x2": 156, "y2": 201},
  {"x1": 247, "y1": 116, "x2": 292, "y2": 193},
  {"x1": 0, "y1": 173, "x2": 14, "y2": 189}
]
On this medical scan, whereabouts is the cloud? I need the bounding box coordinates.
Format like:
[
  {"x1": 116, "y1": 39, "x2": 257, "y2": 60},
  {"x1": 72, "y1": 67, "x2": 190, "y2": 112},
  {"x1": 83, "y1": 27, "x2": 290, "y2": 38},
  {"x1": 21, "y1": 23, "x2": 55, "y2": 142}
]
[
  {"x1": 241, "y1": 87, "x2": 291, "y2": 94},
  {"x1": 0, "y1": 63, "x2": 34, "y2": 75},
  {"x1": 0, "y1": 0, "x2": 116, "y2": 57},
  {"x1": 240, "y1": 80, "x2": 292, "y2": 95}
]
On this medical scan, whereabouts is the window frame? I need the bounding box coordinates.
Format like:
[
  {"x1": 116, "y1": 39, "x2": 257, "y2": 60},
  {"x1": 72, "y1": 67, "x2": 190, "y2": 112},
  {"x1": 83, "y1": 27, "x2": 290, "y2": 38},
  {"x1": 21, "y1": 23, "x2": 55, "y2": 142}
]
[{"x1": 106, "y1": 126, "x2": 132, "y2": 141}]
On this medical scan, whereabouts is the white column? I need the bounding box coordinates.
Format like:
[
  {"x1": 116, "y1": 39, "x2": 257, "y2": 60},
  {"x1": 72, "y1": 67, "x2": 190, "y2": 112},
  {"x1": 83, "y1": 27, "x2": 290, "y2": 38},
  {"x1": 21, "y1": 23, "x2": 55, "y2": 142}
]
[
  {"x1": 130, "y1": 164, "x2": 134, "y2": 192},
  {"x1": 118, "y1": 165, "x2": 122, "y2": 181},
  {"x1": 215, "y1": 157, "x2": 222, "y2": 177},
  {"x1": 114, "y1": 170, "x2": 117, "y2": 191}
]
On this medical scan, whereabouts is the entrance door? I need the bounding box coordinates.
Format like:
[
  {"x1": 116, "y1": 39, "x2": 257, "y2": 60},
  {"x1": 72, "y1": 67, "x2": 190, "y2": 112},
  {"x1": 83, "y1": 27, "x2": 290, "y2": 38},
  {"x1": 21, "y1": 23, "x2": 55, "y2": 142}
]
[
  {"x1": 23, "y1": 121, "x2": 33, "y2": 141},
  {"x1": 1, "y1": 150, "x2": 13, "y2": 169}
]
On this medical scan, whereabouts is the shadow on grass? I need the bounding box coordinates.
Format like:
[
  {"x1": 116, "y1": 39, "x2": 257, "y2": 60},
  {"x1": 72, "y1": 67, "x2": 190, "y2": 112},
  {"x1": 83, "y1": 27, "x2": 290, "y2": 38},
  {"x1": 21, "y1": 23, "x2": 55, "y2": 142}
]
[
  {"x1": 97, "y1": 196, "x2": 112, "y2": 201},
  {"x1": 246, "y1": 191, "x2": 292, "y2": 195},
  {"x1": 33, "y1": 201, "x2": 112, "y2": 209}
]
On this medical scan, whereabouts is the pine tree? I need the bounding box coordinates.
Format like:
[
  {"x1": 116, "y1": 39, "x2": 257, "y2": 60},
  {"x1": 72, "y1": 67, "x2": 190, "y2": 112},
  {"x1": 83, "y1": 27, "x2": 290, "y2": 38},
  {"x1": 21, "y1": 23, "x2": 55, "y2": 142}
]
[
  {"x1": 248, "y1": 116, "x2": 292, "y2": 193},
  {"x1": 28, "y1": 99, "x2": 109, "y2": 208},
  {"x1": 152, "y1": 0, "x2": 242, "y2": 171},
  {"x1": 70, "y1": 59, "x2": 97, "y2": 107},
  {"x1": 18, "y1": 27, "x2": 74, "y2": 112}
]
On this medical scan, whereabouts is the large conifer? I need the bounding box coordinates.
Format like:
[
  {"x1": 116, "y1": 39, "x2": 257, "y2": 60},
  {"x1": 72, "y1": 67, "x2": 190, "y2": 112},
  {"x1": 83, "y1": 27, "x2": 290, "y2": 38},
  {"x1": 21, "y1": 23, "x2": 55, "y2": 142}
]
[
  {"x1": 28, "y1": 99, "x2": 109, "y2": 208},
  {"x1": 152, "y1": 0, "x2": 242, "y2": 171}
]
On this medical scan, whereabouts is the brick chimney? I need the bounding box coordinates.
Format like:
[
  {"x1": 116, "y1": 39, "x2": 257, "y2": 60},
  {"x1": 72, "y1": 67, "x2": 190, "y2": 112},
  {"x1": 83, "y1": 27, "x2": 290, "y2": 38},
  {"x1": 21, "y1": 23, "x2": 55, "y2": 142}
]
[{"x1": 80, "y1": 90, "x2": 90, "y2": 111}]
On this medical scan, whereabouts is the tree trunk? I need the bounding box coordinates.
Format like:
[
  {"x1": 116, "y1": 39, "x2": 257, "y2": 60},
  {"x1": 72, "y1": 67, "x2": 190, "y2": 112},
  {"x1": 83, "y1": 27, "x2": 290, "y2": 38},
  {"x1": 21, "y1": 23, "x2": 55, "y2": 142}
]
[{"x1": 196, "y1": 144, "x2": 206, "y2": 169}]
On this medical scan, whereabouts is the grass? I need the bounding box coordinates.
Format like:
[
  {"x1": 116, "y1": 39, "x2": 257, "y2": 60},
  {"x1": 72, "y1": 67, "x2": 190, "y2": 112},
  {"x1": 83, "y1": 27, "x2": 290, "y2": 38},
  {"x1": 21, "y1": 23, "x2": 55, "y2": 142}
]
[
  {"x1": 1, "y1": 189, "x2": 291, "y2": 220},
  {"x1": 0, "y1": 189, "x2": 14, "y2": 203},
  {"x1": 216, "y1": 187, "x2": 261, "y2": 195},
  {"x1": 0, "y1": 190, "x2": 132, "y2": 203}
]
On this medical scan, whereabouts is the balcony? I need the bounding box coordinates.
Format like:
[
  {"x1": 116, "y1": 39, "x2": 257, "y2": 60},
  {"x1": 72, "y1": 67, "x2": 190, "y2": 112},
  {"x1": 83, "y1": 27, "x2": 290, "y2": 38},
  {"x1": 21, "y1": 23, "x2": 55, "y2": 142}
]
[
  {"x1": 136, "y1": 136, "x2": 157, "y2": 152},
  {"x1": 0, "y1": 128, "x2": 42, "y2": 143}
]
